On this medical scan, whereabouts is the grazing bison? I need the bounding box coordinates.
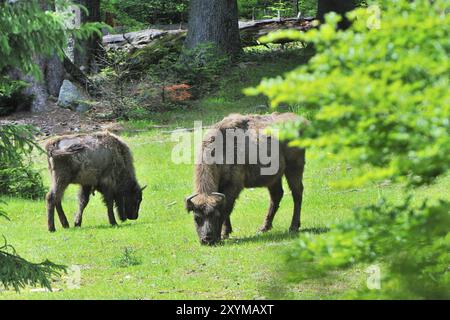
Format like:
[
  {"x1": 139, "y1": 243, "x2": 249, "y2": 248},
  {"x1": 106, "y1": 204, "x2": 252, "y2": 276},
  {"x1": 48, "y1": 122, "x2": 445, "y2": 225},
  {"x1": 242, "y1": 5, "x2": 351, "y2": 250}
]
[
  {"x1": 185, "y1": 112, "x2": 306, "y2": 245},
  {"x1": 45, "y1": 132, "x2": 145, "y2": 232}
]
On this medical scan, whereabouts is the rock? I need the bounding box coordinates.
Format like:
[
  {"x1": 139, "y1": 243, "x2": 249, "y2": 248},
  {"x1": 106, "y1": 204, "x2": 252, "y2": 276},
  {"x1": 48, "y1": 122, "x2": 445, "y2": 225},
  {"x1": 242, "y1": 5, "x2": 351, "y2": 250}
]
[
  {"x1": 8, "y1": 58, "x2": 49, "y2": 113},
  {"x1": 75, "y1": 100, "x2": 93, "y2": 113},
  {"x1": 57, "y1": 80, "x2": 81, "y2": 108},
  {"x1": 57, "y1": 80, "x2": 91, "y2": 113}
]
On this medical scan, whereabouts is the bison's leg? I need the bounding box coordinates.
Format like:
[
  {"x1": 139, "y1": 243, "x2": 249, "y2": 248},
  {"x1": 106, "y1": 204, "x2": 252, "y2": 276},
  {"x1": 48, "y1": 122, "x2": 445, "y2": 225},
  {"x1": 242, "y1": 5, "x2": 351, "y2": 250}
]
[
  {"x1": 56, "y1": 202, "x2": 70, "y2": 229},
  {"x1": 46, "y1": 190, "x2": 56, "y2": 232},
  {"x1": 259, "y1": 179, "x2": 284, "y2": 232},
  {"x1": 103, "y1": 193, "x2": 118, "y2": 226},
  {"x1": 74, "y1": 186, "x2": 91, "y2": 227},
  {"x1": 285, "y1": 166, "x2": 305, "y2": 232},
  {"x1": 46, "y1": 180, "x2": 70, "y2": 231},
  {"x1": 220, "y1": 186, "x2": 241, "y2": 240},
  {"x1": 221, "y1": 216, "x2": 232, "y2": 239}
]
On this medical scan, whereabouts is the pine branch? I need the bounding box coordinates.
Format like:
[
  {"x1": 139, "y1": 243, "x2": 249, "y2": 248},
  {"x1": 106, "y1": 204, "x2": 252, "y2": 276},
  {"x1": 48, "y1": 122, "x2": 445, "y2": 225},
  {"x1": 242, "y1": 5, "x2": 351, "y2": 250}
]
[{"x1": 0, "y1": 236, "x2": 66, "y2": 292}]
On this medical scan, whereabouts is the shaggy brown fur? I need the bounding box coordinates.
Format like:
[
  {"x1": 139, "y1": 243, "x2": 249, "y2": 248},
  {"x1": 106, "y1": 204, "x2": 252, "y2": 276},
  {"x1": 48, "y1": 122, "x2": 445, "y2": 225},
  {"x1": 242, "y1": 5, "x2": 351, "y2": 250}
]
[
  {"x1": 45, "y1": 132, "x2": 144, "y2": 232},
  {"x1": 186, "y1": 112, "x2": 307, "y2": 245}
]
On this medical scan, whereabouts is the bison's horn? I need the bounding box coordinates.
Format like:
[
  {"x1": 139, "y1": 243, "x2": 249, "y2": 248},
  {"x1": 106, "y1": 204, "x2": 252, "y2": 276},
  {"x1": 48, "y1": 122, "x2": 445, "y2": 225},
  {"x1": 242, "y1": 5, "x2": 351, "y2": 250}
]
[
  {"x1": 211, "y1": 192, "x2": 226, "y2": 200},
  {"x1": 141, "y1": 185, "x2": 147, "y2": 192},
  {"x1": 186, "y1": 193, "x2": 199, "y2": 203}
]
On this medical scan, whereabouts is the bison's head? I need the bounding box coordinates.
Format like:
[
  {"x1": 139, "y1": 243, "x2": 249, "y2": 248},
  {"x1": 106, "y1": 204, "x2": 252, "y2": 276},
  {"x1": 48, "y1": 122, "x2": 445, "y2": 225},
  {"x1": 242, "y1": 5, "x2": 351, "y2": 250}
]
[
  {"x1": 185, "y1": 192, "x2": 226, "y2": 245},
  {"x1": 116, "y1": 182, "x2": 146, "y2": 221}
]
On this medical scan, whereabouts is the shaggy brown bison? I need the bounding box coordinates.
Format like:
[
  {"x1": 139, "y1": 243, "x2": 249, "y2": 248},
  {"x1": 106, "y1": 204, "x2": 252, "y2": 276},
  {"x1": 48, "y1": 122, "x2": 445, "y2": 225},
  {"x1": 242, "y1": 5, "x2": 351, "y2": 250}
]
[
  {"x1": 185, "y1": 112, "x2": 306, "y2": 245},
  {"x1": 45, "y1": 132, "x2": 145, "y2": 232}
]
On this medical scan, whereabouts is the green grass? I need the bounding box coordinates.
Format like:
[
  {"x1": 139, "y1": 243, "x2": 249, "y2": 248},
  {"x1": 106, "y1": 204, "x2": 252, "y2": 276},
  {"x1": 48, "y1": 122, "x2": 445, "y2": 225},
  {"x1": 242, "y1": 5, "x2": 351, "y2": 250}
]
[{"x1": 1, "y1": 49, "x2": 448, "y2": 299}]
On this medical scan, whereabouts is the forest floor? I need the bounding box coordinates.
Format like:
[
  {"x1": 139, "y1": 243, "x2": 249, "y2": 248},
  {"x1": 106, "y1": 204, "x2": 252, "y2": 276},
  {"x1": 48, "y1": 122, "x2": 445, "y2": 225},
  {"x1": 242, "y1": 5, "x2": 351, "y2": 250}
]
[
  {"x1": 1, "y1": 48, "x2": 448, "y2": 299},
  {"x1": 0, "y1": 101, "x2": 121, "y2": 136}
]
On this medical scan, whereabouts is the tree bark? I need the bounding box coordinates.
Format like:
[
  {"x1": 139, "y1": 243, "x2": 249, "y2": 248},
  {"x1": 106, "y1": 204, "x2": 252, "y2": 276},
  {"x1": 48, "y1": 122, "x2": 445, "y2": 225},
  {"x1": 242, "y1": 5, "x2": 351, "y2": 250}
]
[
  {"x1": 73, "y1": 0, "x2": 102, "y2": 73},
  {"x1": 185, "y1": 0, "x2": 241, "y2": 57},
  {"x1": 13, "y1": 0, "x2": 64, "y2": 111},
  {"x1": 317, "y1": 0, "x2": 356, "y2": 30},
  {"x1": 36, "y1": 0, "x2": 64, "y2": 100}
]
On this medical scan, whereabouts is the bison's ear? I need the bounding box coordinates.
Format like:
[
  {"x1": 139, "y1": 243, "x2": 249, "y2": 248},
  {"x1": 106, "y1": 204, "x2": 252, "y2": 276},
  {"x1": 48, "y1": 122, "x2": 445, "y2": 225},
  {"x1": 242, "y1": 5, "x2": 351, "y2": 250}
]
[
  {"x1": 185, "y1": 199, "x2": 195, "y2": 212},
  {"x1": 185, "y1": 193, "x2": 198, "y2": 212}
]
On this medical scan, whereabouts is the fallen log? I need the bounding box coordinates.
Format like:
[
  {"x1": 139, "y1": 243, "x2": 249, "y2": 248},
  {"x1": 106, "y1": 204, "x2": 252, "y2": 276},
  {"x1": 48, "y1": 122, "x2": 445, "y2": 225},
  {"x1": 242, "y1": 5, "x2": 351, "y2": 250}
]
[
  {"x1": 102, "y1": 17, "x2": 314, "y2": 50},
  {"x1": 103, "y1": 29, "x2": 185, "y2": 50},
  {"x1": 239, "y1": 17, "x2": 314, "y2": 46}
]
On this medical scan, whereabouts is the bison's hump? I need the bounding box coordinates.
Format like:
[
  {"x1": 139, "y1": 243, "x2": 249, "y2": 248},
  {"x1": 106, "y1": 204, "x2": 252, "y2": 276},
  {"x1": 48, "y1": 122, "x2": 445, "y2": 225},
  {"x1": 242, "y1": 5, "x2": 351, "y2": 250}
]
[
  {"x1": 215, "y1": 112, "x2": 302, "y2": 131},
  {"x1": 51, "y1": 143, "x2": 85, "y2": 157},
  {"x1": 49, "y1": 137, "x2": 92, "y2": 157}
]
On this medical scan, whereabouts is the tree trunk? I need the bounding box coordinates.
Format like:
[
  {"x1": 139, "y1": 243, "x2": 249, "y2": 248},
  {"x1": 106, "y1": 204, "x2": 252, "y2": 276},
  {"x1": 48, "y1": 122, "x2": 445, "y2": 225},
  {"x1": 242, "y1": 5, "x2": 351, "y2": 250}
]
[
  {"x1": 74, "y1": 0, "x2": 102, "y2": 73},
  {"x1": 293, "y1": 0, "x2": 300, "y2": 16},
  {"x1": 317, "y1": 0, "x2": 356, "y2": 30},
  {"x1": 185, "y1": 0, "x2": 241, "y2": 57},
  {"x1": 12, "y1": 0, "x2": 64, "y2": 111},
  {"x1": 36, "y1": 0, "x2": 64, "y2": 101}
]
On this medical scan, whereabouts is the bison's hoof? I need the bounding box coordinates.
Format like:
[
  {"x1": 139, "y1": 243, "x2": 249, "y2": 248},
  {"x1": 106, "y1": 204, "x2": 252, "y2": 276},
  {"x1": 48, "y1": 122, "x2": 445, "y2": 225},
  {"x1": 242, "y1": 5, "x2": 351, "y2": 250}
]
[
  {"x1": 289, "y1": 226, "x2": 300, "y2": 233},
  {"x1": 259, "y1": 225, "x2": 272, "y2": 233},
  {"x1": 48, "y1": 228, "x2": 56, "y2": 232}
]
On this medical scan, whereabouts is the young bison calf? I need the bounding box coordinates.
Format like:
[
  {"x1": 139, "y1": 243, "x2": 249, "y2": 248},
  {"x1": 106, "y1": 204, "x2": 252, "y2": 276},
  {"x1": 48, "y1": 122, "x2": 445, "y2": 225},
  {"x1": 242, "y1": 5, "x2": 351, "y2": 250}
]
[
  {"x1": 185, "y1": 112, "x2": 307, "y2": 245},
  {"x1": 45, "y1": 132, "x2": 145, "y2": 232}
]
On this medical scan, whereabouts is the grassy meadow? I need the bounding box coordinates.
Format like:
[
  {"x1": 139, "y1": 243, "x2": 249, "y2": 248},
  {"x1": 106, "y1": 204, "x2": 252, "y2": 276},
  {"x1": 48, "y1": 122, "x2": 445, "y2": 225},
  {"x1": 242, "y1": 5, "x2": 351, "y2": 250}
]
[{"x1": 1, "y1": 49, "x2": 448, "y2": 299}]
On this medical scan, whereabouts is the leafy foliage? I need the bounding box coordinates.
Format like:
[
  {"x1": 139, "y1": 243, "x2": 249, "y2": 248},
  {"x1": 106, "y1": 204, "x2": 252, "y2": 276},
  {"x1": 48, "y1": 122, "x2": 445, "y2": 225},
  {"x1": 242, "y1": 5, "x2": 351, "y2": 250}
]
[
  {"x1": 249, "y1": 0, "x2": 450, "y2": 188},
  {"x1": 0, "y1": 125, "x2": 40, "y2": 166},
  {"x1": 101, "y1": 0, "x2": 189, "y2": 30},
  {"x1": 284, "y1": 199, "x2": 450, "y2": 299},
  {"x1": 0, "y1": 0, "x2": 67, "y2": 80},
  {"x1": 0, "y1": 79, "x2": 30, "y2": 116},
  {"x1": 111, "y1": 247, "x2": 142, "y2": 268},
  {"x1": 0, "y1": 0, "x2": 102, "y2": 79},
  {"x1": 94, "y1": 38, "x2": 231, "y2": 118},
  {"x1": 100, "y1": 0, "x2": 317, "y2": 30},
  {"x1": 0, "y1": 0, "x2": 103, "y2": 117},
  {"x1": 0, "y1": 166, "x2": 45, "y2": 199},
  {"x1": 177, "y1": 42, "x2": 231, "y2": 86},
  {"x1": 248, "y1": 0, "x2": 450, "y2": 298},
  {"x1": 0, "y1": 125, "x2": 45, "y2": 199},
  {"x1": 238, "y1": 0, "x2": 317, "y2": 19},
  {"x1": 93, "y1": 48, "x2": 135, "y2": 119},
  {"x1": 0, "y1": 1, "x2": 87, "y2": 292},
  {"x1": 0, "y1": 126, "x2": 64, "y2": 292}
]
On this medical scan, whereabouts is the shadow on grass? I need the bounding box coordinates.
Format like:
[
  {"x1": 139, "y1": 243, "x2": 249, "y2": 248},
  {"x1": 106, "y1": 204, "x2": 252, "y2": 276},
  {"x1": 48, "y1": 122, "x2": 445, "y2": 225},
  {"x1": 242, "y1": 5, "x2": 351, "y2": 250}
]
[
  {"x1": 227, "y1": 227, "x2": 330, "y2": 245},
  {"x1": 67, "y1": 221, "x2": 148, "y2": 232}
]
